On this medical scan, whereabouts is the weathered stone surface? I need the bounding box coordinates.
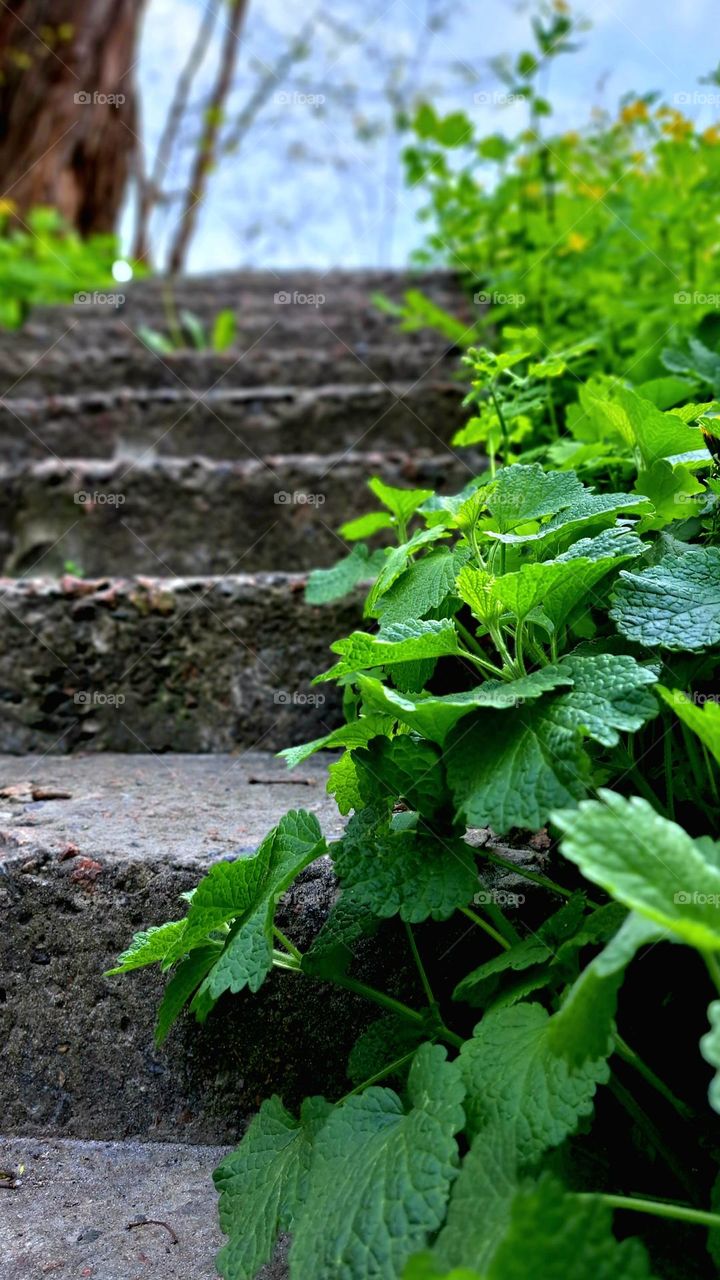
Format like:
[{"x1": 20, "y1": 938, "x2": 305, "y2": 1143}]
[
  {"x1": 0, "y1": 451, "x2": 475, "y2": 576},
  {"x1": 0, "y1": 753, "x2": 544, "y2": 1147},
  {"x1": 0, "y1": 1136, "x2": 245, "y2": 1280},
  {"x1": 0, "y1": 752, "x2": 415, "y2": 1145},
  {"x1": 0, "y1": 380, "x2": 465, "y2": 463},
  {"x1": 0, "y1": 340, "x2": 456, "y2": 397},
  {"x1": 0, "y1": 573, "x2": 361, "y2": 753}
]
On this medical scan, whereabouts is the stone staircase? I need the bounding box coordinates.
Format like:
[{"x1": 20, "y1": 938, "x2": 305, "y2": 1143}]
[{"x1": 0, "y1": 270, "x2": 478, "y2": 1278}]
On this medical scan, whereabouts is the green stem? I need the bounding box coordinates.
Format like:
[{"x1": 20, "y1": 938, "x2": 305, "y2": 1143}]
[
  {"x1": 663, "y1": 728, "x2": 675, "y2": 820},
  {"x1": 332, "y1": 974, "x2": 463, "y2": 1050},
  {"x1": 273, "y1": 926, "x2": 302, "y2": 963},
  {"x1": 405, "y1": 923, "x2": 437, "y2": 1012},
  {"x1": 460, "y1": 905, "x2": 512, "y2": 950},
  {"x1": 458, "y1": 646, "x2": 508, "y2": 680},
  {"x1": 490, "y1": 384, "x2": 510, "y2": 468},
  {"x1": 272, "y1": 949, "x2": 301, "y2": 972},
  {"x1": 478, "y1": 846, "x2": 591, "y2": 905},
  {"x1": 488, "y1": 623, "x2": 517, "y2": 676},
  {"x1": 337, "y1": 1049, "x2": 419, "y2": 1104},
  {"x1": 577, "y1": 1194, "x2": 720, "y2": 1231},
  {"x1": 702, "y1": 742, "x2": 720, "y2": 806},
  {"x1": 614, "y1": 1035, "x2": 693, "y2": 1121}
]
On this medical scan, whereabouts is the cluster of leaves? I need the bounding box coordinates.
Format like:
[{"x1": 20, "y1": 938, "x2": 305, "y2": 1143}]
[
  {"x1": 398, "y1": 4, "x2": 720, "y2": 378},
  {"x1": 137, "y1": 304, "x2": 237, "y2": 355},
  {"x1": 113, "y1": 412, "x2": 720, "y2": 1275},
  {"x1": 109, "y1": 10, "x2": 720, "y2": 1273},
  {"x1": 0, "y1": 205, "x2": 121, "y2": 328}
]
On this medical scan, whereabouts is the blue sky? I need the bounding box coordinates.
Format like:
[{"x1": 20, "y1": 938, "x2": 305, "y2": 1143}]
[{"x1": 126, "y1": 0, "x2": 718, "y2": 271}]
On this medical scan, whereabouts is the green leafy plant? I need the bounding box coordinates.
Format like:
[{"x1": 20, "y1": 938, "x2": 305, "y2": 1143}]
[
  {"x1": 112, "y1": 424, "x2": 720, "y2": 1276},
  {"x1": 138, "y1": 304, "x2": 237, "y2": 354},
  {"x1": 0, "y1": 205, "x2": 120, "y2": 328}
]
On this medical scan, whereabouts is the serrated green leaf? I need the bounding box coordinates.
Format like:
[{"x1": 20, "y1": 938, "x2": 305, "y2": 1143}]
[
  {"x1": 634, "y1": 459, "x2": 705, "y2": 526},
  {"x1": 376, "y1": 551, "x2": 458, "y2": 624},
  {"x1": 459, "y1": 999, "x2": 610, "y2": 1157},
  {"x1": 334, "y1": 809, "x2": 478, "y2": 923},
  {"x1": 354, "y1": 736, "x2": 447, "y2": 818},
  {"x1": 491, "y1": 554, "x2": 633, "y2": 631},
  {"x1": 357, "y1": 667, "x2": 574, "y2": 746},
  {"x1": 368, "y1": 477, "x2": 434, "y2": 524},
  {"x1": 347, "y1": 1015, "x2": 426, "y2": 1086},
  {"x1": 554, "y1": 791, "x2": 720, "y2": 950},
  {"x1": 611, "y1": 546, "x2": 720, "y2": 651},
  {"x1": 446, "y1": 654, "x2": 657, "y2": 832},
  {"x1": 340, "y1": 511, "x2": 395, "y2": 541},
  {"x1": 155, "y1": 943, "x2": 222, "y2": 1045},
  {"x1": 318, "y1": 619, "x2": 460, "y2": 682},
  {"x1": 326, "y1": 750, "x2": 363, "y2": 814},
  {"x1": 484, "y1": 1176, "x2": 656, "y2": 1280},
  {"x1": 432, "y1": 1120, "x2": 519, "y2": 1275},
  {"x1": 487, "y1": 490, "x2": 652, "y2": 549},
  {"x1": 485, "y1": 464, "x2": 585, "y2": 533},
  {"x1": 302, "y1": 888, "x2": 379, "y2": 980},
  {"x1": 365, "y1": 527, "x2": 451, "y2": 615},
  {"x1": 107, "y1": 918, "x2": 188, "y2": 974},
  {"x1": 215, "y1": 1094, "x2": 332, "y2": 1280},
  {"x1": 279, "y1": 715, "x2": 392, "y2": 768},
  {"x1": 305, "y1": 543, "x2": 386, "y2": 604},
  {"x1": 289, "y1": 1043, "x2": 465, "y2": 1280}
]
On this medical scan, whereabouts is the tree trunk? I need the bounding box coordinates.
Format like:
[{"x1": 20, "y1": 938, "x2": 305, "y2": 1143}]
[{"x1": 0, "y1": 0, "x2": 145, "y2": 236}]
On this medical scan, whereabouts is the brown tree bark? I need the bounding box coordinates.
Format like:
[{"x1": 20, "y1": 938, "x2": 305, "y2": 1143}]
[{"x1": 0, "y1": 0, "x2": 145, "y2": 235}]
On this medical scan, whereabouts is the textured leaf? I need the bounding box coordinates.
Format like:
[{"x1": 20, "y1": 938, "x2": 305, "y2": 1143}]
[
  {"x1": 446, "y1": 653, "x2": 657, "y2": 832},
  {"x1": 484, "y1": 464, "x2": 584, "y2": 533},
  {"x1": 305, "y1": 543, "x2": 386, "y2": 604},
  {"x1": 366, "y1": 527, "x2": 450, "y2": 615},
  {"x1": 611, "y1": 546, "x2": 720, "y2": 651},
  {"x1": 459, "y1": 999, "x2": 611, "y2": 1158},
  {"x1": 326, "y1": 750, "x2": 364, "y2": 814},
  {"x1": 279, "y1": 716, "x2": 391, "y2": 768},
  {"x1": 357, "y1": 667, "x2": 574, "y2": 746},
  {"x1": 433, "y1": 1121, "x2": 519, "y2": 1275},
  {"x1": 659, "y1": 687, "x2": 720, "y2": 767},
  {"x1": 347, "y1": 1015, "x2": 426, "y2": 1086},
  {"x1": 554, "y1": 791, "x2": 720, "y2": 950},
  {"x1": 607, "y1": 384, "x2": 708, "y2": 468},
  {"x1": 302, "y1": 889, "x2": 379, "y2": 980},
  {"x1": 484, "y1": 1176, "x2": 656, "y2": 1280},
  {"x1": 486, "y1": 491, "x2": 651, "y2": 549},
  {"x1": 177, "y1": 811, "x2": 325, "y2": 1007},
  {"x1": 318, "y1": 619, "x2": 460, "y2": 682},
  {"x1": 368, "y1": 477, "x2": 434, "y2": 524},
  {"x1": 491, "y1": 555, "x2": 632, "y2": 631},
  {"x1": 107, "y1": 919, "x2": 188, "y2": 974},
  {"x1": 155, "y1": 943, "x2": 222, "y2": 1045},
  {"x1": 634, "y1": 459, "x2": 705, "y2": 525},
  {"x1": 376, "y1": 551, "x2": 458, "y2": 625},
  {"x1": 334, "y1": 809, "x2": 478, "y2": 923},
  {"x1": 289, "y1": 1043, "x2": 465, "y2": 1280},
  {"x1": 552, "y1": 526, "x2": 646, "y2": 563},
  {"x1": 215, "y1": 1095, "x2": 332, "y2": 1280},
  {"x1": 354, "y1": 735, "x2": 447, "y2": 818}
]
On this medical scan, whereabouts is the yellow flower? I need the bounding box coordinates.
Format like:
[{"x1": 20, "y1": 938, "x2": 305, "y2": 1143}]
[
  {"x1": 523, "y1": 182, "x2": 542, "y2": 199},
  {"x1": 0, "y1": 199, "x2": 16, "y2": 216},
  {"x1": 620, "y1": 100, "x2": 649, "y2": 125},
  {"x1": 662, "y1": 113, "x2": 693, "y2": 142},
  {"x1": 553, "y1": 0, "x2": 570, "y2": 12},
  {"x1": 702, "y1": 125, "x2": 720, "y2": 146},
  {"x1": 566, "y1": 231, "x2": 589, "y2": 252},
  {"x1": 562, "y1": 131, "x2": 581, "y2": 146}
]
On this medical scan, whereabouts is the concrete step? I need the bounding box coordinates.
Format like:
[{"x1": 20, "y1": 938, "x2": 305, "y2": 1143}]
[
  {"x1": 0, "y1": 340, "x2": 457, "y2": 398},
  {"x1": 25, "y1": 267, "x2": 463, "y2": 325},
  {"x1": 0, "y1": 452, "x2": 473, "y2": 577},
  {"x1": 0, "y1": 752, "x2": 362, "y2": 1146},
  {"x1": 0, "y1": 753, "x2": 538, "y2": 1146},
  {"x1": 0, "y1": 573, "x2": 361, "y2": 753},
  {"x1": 0, "y1": 1136, "x2": 246, "y2": 1280},
  {"x1": 9, "y1": 302, "x2": 471, "y2": 357},
  {"x1": 0, "y1": 381, "x2": 465, "y2": 464}
]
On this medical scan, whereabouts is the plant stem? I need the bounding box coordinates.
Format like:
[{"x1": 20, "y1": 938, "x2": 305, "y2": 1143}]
[
  {"x1": 477, "y1": 846, "x2": 587, "y2": 904},
  {"x1": 272, "y1": 949, "x2": 301, "y2": 972},
  {"x1": 663, "y1": 728, "x2": 675, "y2": 820},
  {"x1": 460, "y1": 905, "x2": 512, "y2": 950},
  {"x1": 337, "y1": 1049, "x2": 420, "y2": 1104},
  {"x1": 273, "y1": 926, "x2": 302, "y2": 963},
  {"x1": 404, "y1": 923, "x2": 437, "y2": 1011},
  {"x1": 576, "y1": 1194, "x2": 720, "y2": 1231},
  {"x1": 614, "y1": 1035, "x2": 693, "y2": 1121},
  {"x1": 458, "y1": 646, "x2": 508, "y2": 680},
  {"x1": 332, "y1": 974, "x2": 463, "y2": 1050}
]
